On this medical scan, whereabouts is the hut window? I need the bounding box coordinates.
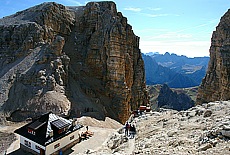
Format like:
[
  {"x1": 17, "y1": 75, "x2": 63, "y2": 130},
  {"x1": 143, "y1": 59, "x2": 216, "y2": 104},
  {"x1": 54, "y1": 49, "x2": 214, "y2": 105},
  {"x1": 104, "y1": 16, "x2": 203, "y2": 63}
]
[
  {"x1": 54, "y1": 143, "x2": 60, "y2": 149},
  {"x1": 70, "y1": 135, "x2": 74, "y2": 140},
  {"x1": 35, "y1": 145, "x2": 40, "y2": 150},
  {"x1": 24, "y1": 140, "x2": 31, "y2": 148}
]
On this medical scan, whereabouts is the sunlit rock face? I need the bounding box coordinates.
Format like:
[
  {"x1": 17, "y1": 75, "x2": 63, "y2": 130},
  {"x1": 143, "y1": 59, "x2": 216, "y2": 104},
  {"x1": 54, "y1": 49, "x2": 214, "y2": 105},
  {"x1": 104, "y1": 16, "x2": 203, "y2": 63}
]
[
  {"x1": 197, "y1": 9, "x2": 230, "y2": 104},
  {"x1": 0, "y1": 1, "x2": 148, "y2": 123}
]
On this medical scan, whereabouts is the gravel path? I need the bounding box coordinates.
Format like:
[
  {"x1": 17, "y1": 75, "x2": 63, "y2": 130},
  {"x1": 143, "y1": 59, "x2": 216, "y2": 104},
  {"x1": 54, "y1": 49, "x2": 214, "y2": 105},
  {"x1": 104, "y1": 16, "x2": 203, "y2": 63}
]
[
  {"x1": 67, "y1": 126, "x2": 116, "y2": 154},
  {"x1": 0, "y1": 132, "x2": 16, "y2": 155}
]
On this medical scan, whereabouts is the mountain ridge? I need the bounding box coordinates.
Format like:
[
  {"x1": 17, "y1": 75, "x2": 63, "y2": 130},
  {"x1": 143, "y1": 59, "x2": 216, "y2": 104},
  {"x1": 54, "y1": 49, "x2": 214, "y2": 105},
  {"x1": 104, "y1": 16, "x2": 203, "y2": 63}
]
[{"x1": 143, "y1": 53, "x2": 209, "y2": 88}]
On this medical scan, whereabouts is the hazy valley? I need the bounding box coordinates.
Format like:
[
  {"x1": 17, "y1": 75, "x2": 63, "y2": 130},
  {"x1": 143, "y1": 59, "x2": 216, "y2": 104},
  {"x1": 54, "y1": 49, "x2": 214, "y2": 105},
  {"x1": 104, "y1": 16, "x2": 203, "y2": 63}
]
[{"x1": 143, "y1": 52, "x2": 209, "y2": 88}]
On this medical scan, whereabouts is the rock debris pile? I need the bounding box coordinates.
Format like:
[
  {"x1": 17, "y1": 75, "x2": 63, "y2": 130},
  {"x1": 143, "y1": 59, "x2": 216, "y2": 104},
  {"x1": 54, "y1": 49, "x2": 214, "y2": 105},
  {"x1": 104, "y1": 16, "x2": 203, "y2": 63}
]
[{"x1": 90, "y1": 101, "x2": 230, "y2": 155}]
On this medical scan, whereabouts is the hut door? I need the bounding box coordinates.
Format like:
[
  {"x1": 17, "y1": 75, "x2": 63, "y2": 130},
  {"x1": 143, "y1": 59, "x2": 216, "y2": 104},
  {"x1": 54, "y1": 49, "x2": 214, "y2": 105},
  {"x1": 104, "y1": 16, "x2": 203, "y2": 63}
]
[{"x1": 40, "y1": 148, "x2": 45, "y2": 155}]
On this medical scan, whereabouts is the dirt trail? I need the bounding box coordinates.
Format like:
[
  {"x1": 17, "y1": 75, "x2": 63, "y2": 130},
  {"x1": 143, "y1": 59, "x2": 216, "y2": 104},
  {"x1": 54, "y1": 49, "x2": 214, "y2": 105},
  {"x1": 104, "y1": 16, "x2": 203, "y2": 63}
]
[
  {"x1": 0, "y1": 123, "x2": 25, "y2": 155},
  {"x1": 68, "y1": 126, "x2": 117, "y2": 154},
  {"x1": 126, "y1": 137, "x2": 135, "y2": 155}
]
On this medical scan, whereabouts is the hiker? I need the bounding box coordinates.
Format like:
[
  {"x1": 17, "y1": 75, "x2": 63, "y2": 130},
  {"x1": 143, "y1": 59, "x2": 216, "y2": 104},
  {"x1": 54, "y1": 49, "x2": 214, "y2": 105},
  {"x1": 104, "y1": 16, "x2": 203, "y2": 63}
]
[
  {"x1": 129, "y1": 124, "x2": 134, "y2": 138},
  {"x1": 133, "y1": 124, "x2": 136, "y2": 135},
  {"x1": 86, "y1": 126, "x2": 88, "y2": 131},
  {"x1": 81, "y1": 132, "x2": 88, "y2": 140},
  {"x1": 130, "y1": 124, "x2": 136, "y2": 138},
  {"x1": 129, "y1": 124, "x2": 133, "y2": 138},
  {"x1": 125, "y1": 122, "x2": 129, "y2": 136}
]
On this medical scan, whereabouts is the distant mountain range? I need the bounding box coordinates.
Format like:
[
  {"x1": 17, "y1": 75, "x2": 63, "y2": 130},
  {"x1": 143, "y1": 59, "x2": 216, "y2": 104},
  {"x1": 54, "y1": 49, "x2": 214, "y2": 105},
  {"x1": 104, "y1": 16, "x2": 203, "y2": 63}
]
[{"x1": 143, "y1": 52, "x2": 209, "y2": 88}]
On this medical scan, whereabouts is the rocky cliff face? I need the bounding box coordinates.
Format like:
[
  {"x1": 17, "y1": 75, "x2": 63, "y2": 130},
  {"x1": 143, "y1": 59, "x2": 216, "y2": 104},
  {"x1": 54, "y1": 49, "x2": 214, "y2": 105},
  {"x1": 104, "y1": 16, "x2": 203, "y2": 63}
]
[
  {"x1": 0, "y1": 2, "x2": 148, "y2": 123},
  {"x1": 157, "y1": 84, "x2": 194, "y2": 111},
  {"x1": 197, "y1": 9, "x2": 230, "y2": 104}
]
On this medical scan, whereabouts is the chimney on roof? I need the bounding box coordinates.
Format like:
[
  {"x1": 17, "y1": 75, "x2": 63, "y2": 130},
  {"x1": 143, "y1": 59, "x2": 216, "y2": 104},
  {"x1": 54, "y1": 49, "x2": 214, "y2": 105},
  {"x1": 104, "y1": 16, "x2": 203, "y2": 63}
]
[{"x1": 49, "y1": 130, "x2": 53, "y2": 137}]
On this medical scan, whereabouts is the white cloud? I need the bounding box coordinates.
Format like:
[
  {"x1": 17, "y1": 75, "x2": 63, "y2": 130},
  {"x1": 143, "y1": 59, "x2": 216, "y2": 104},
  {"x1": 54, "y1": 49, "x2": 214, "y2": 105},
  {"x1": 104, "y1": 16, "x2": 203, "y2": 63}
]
[
  {"x1": 143, "y1": 13, "x2": 169, "y2": 18},
  {"x1": 145, "y1": 32, "x2": 193, "y2": 40},
  {"x1": 141, "y1": 13, "x2": 179, "y2": 18},
  {"x1": 124, "y1": 7, "x2": 142, "y2": 12},
  {"x1": 136, "y1": 28, "x2": 169, "y2": 33},
  {"x1": 176, "y1": 19, "x2": 218, "y2": 33},
  {"x1": 147, "y1": 7, "x2": 162, "y2": 11}
]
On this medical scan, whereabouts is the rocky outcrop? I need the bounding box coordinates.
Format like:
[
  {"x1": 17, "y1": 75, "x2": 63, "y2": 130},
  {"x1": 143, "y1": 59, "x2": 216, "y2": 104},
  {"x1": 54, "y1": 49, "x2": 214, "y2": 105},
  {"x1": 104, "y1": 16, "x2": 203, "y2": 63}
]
[
  {"x1": 0, "y1": 2, "x2": 148, "y2": 123},
  {"x1": 0, "y1": 2, "x2": 74, "y2": 120},
  {"x1": 197, "y1": 9, "x2": 230, "y2": 104},
  {"x1": 157, "y1": 84, "x2": 194, "y2": 111}
]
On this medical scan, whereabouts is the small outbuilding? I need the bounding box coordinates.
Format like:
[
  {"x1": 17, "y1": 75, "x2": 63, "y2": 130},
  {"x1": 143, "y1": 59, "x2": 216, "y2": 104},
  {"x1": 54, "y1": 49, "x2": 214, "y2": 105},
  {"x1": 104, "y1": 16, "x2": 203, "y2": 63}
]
[
  {"x1": 146, "y1": 107, "x2": 151, "y2": 112},
  {"x1": 139, "y1": 106, "x2": 147, "y2": 112},
  {"x1": 14, "y1": 112, "x2": 82, "y2": 155}
]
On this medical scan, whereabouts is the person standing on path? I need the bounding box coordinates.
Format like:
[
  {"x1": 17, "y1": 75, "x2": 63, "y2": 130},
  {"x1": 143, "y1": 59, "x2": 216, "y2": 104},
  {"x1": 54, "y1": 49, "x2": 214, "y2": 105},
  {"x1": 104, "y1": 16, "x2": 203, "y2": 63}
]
[{"x1": 125, "y1": 122, "x2": 129, "y2": 136}]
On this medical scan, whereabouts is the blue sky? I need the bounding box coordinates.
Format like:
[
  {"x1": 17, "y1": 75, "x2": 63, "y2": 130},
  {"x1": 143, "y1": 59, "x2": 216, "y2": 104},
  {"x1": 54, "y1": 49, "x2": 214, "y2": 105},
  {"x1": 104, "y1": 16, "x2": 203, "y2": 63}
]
[{"x1": 0, "y1": 0, "x2": 229, "y2": 57}]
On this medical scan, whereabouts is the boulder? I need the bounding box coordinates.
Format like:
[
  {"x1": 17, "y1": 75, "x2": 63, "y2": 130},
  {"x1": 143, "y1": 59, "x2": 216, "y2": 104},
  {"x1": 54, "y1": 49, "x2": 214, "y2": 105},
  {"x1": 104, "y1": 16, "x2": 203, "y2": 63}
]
[
  {"x1": 203, "y1": 110, "x2": 212, "y2": 117},
  {"x1": 221, "y1": 129, "x2": 230, "y2": 138},
  {"x1": 198, "y1": 143, "x2": 212, "y2": 152}
]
